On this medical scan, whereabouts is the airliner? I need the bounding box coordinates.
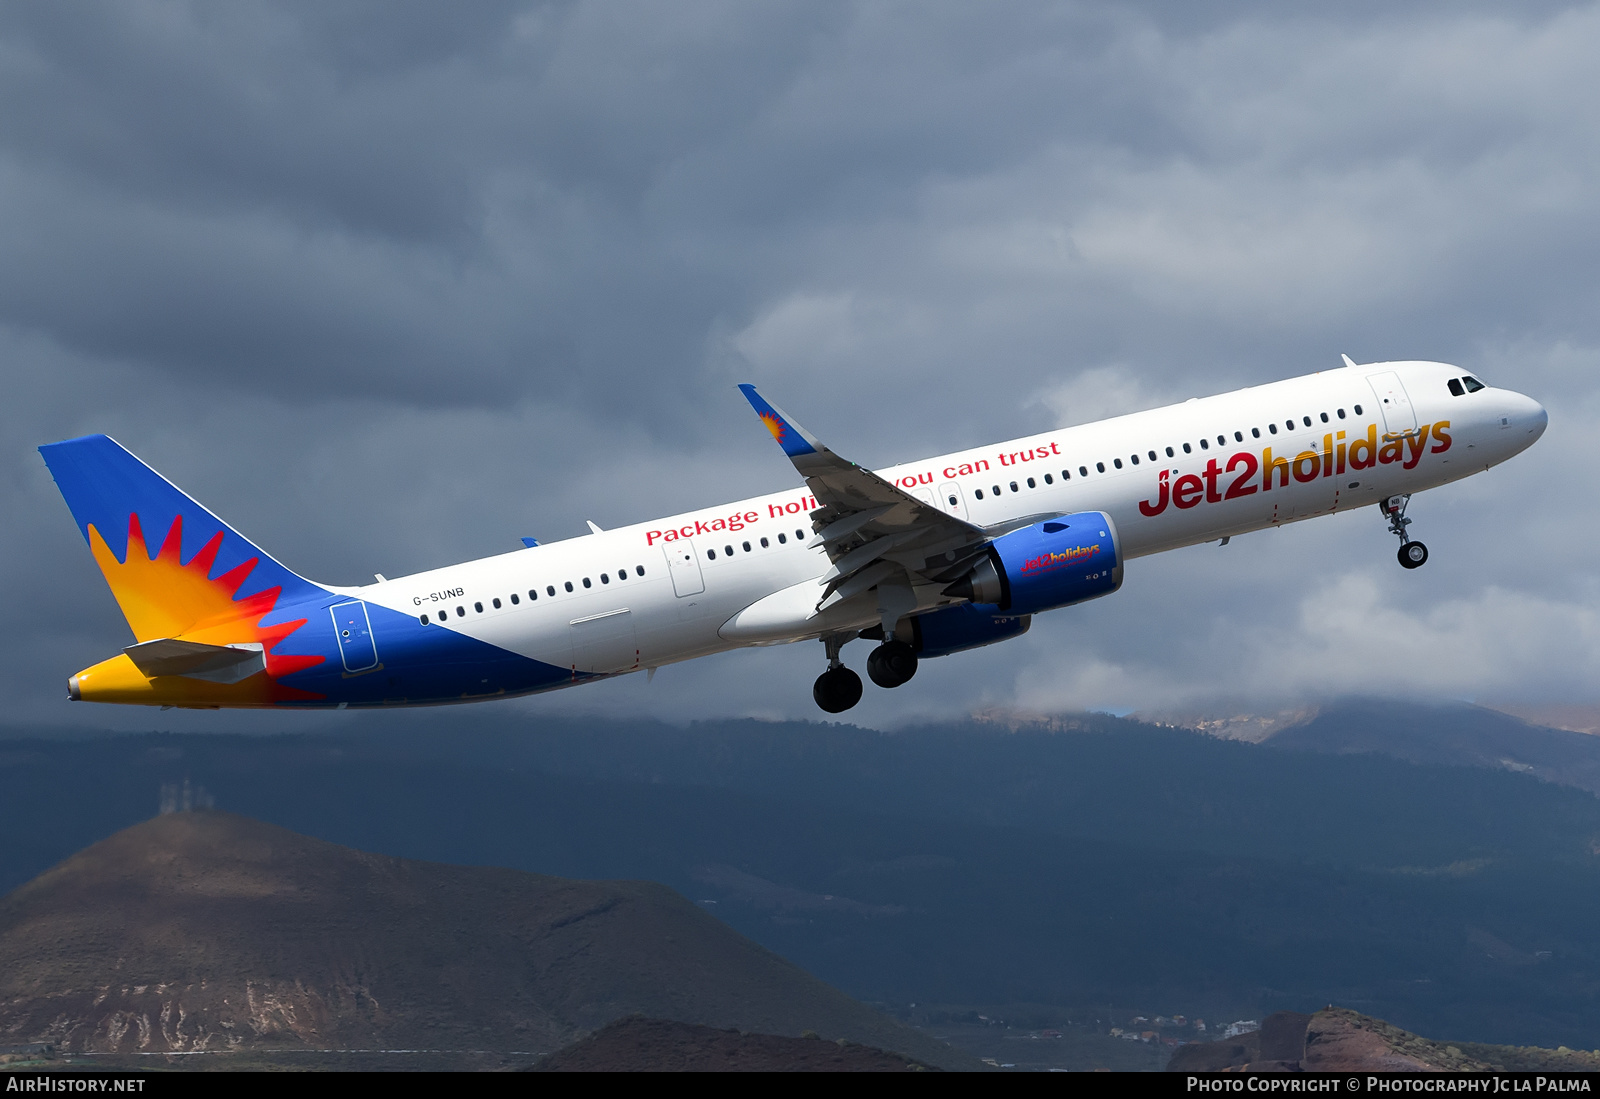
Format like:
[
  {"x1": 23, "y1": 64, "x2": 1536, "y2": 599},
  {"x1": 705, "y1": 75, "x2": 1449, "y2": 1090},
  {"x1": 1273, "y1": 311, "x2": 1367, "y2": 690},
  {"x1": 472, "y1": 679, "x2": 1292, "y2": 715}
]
[{"x1": 41, "y1": 357, "x2": 1546, "y2": 713}]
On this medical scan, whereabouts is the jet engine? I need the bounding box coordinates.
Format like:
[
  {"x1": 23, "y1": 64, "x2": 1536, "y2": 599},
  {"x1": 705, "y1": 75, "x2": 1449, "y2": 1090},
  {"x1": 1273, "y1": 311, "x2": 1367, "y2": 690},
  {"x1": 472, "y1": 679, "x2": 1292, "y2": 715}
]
[
  {"x1": 942, "y1": 512, "x2": 1121, "y2": 615},
  {"x1": 883, "y1": 603, "x2": 1030, "y2": 659}
]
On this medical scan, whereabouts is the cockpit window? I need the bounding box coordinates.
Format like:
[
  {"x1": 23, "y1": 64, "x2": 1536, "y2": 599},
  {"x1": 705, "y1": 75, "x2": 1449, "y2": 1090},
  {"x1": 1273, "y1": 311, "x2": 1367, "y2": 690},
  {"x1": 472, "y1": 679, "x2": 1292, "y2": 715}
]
[
  {"x1": 1461, "y1": 375, "x2": 1486, "y2": 393},
  {"x1": 1447, "y1": 378, "x2": 1464, "y2": 397}
]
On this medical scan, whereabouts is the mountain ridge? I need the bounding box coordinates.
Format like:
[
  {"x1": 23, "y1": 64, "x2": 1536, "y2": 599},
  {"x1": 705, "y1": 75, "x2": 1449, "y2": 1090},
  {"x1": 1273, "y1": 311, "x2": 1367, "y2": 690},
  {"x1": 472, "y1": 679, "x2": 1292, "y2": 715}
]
[{"x1": 0, "y1": 810, "x2": 965, "y2": 1069}]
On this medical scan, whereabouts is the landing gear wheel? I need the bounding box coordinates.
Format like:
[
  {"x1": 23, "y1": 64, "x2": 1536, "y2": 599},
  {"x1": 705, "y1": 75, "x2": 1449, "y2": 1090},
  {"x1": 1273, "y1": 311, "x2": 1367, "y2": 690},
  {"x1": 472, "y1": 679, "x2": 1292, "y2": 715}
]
[
  {"x1": 866, "y1": 640, "x2": 918, "y2": 689},
  {"x1": 1398, "y1": 541, "x2": 1429, "y2": 569},
  {"x1": 813, "y1": 666, "x2": 863, "y2": 713}
]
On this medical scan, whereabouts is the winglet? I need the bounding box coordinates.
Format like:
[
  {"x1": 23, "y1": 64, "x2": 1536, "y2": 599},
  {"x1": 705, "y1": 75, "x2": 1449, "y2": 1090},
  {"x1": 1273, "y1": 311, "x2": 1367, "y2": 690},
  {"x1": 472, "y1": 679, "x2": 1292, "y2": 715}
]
[{"x1": 738, "y1": 384, "x2": 821, "y2": 458}]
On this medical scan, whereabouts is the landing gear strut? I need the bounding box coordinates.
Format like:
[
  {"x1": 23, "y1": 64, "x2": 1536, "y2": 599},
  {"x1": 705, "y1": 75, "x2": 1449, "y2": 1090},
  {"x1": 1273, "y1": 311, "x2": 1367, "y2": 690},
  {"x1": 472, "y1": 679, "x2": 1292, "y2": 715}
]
[
  {"x1": 813, "y1": 633, "x2": 863, "y2": 713},
  {"x1": 1381, "y1": 495, "x2": 1429, "y2": 569}
]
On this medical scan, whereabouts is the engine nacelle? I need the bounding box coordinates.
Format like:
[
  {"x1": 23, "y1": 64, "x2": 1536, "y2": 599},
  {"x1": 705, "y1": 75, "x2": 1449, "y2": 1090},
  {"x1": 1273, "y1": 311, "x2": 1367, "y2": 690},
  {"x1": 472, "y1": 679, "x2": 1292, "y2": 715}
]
[
  {"x1": 943, "y1": 511, "x2": 1121, "y2": 615},
  {"x1": 909, "y1": 603, "x2": 1031, "y2": 659}
]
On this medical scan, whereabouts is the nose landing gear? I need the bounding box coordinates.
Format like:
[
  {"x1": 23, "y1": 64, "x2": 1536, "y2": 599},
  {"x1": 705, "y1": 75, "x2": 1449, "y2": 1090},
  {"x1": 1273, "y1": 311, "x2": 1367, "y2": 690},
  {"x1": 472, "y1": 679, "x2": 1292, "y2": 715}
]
[
  {"x1": 1381, "y1": 495, "x2": 1429, "y2": 569},
  {"x1": 813, "y1": 633, "x2": 863, "y2": 713}
]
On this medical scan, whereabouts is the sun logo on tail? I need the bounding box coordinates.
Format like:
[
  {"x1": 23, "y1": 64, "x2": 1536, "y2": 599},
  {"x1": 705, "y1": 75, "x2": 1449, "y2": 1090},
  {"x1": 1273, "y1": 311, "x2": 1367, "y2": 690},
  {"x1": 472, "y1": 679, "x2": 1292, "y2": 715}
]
[
  {"x1": 759, "y1": 411, "x2": 788, "y2": 444},
  {"x1": 84, "y1": 513, "x2": 322, "y2": 701}
]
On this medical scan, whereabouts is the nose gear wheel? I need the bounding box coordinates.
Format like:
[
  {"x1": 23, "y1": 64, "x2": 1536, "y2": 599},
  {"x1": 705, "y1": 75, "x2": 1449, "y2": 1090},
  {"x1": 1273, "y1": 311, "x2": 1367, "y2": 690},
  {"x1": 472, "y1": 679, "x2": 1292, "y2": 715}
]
[
  {"x1": 1398, "y1": 541, "x2": 1429, "y2": 569},
  {"x1": 1380, "y1": 495, "x2": 1428, "y2": 570}
]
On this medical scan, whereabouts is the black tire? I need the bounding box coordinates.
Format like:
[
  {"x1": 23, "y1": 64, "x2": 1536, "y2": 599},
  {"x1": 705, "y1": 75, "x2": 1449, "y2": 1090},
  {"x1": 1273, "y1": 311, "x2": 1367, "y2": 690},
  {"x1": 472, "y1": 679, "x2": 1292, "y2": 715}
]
[
  {"x1": 1398, "y1": 541, "x2": 1429, "y2": 569},
  {"x1": 866, "y1": 640, "x2": 919, "y2": 689},
  {"x1": 813, "y1": 666, "x2": 863, "y2": 712}
]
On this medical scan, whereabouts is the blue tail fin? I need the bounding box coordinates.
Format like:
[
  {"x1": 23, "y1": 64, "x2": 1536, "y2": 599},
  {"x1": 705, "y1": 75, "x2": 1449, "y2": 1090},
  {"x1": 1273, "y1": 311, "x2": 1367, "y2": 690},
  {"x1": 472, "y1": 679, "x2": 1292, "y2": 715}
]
[{"x1": 39, "y1": 435, "x2": 325, "y2": 640}]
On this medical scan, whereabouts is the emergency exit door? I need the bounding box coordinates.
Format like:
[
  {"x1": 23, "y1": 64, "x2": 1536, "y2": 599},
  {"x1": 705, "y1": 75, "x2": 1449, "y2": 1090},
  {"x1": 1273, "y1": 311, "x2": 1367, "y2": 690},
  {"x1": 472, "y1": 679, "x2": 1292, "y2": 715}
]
[{"x1": 664, "y1": 541, "x2": 705, "y2": 597}]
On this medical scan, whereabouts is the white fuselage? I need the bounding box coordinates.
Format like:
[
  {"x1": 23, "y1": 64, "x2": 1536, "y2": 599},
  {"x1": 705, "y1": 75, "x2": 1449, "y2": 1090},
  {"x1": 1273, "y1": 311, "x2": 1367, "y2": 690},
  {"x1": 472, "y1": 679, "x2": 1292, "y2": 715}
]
[{"x1": 352, "y1": 361, "x2": 1547, "y2": 682}]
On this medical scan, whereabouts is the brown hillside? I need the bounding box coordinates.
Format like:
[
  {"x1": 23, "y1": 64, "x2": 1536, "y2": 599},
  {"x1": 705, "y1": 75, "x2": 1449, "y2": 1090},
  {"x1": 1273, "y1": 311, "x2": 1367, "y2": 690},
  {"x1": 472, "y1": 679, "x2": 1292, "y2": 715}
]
[
  {"x1": 0, "y1": 811, "x2": 961, "y2": 1068},
  {"x1": 1168, "y1": 1008, "x2": 1600, "y2": 1072}
]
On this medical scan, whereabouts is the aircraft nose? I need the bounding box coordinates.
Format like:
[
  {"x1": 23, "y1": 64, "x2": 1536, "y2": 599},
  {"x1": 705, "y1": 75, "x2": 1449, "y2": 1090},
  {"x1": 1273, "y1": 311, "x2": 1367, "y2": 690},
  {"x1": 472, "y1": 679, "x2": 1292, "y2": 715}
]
[{"x1": 1516, "y1": 392, "x2": 1549, "y2": 440}]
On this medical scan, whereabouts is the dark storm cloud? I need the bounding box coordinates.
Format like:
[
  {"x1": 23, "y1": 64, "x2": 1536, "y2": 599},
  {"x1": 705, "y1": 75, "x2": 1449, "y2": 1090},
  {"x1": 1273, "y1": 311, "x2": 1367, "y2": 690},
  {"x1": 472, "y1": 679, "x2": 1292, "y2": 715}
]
[{"x1": 3, "y1": 1, "x2": 1599, "y2": 728}]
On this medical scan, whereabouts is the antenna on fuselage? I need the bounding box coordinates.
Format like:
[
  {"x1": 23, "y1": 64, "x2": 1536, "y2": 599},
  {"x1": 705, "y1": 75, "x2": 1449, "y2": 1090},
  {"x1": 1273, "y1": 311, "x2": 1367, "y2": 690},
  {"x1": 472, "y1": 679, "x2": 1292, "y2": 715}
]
[{"x1": 1341, "y1": 354, "x2": 1359, "y2": 369}]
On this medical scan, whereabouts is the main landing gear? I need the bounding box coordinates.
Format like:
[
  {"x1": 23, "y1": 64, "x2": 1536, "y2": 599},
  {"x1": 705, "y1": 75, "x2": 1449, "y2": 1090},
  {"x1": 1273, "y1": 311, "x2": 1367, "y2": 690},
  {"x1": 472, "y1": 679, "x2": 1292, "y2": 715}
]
[
  {"x1": 867, "y1": 639, "x2": 918, "y2": 689},
  {"x1": 813, "y1": 633, "x2": 863, "y2": 714},
  {"x1": 1381, "y1": 494, "x2": 1429, "y2": 570},
  {"x1": 812, "y1": 630, "x2": 920, "y2": 712}
]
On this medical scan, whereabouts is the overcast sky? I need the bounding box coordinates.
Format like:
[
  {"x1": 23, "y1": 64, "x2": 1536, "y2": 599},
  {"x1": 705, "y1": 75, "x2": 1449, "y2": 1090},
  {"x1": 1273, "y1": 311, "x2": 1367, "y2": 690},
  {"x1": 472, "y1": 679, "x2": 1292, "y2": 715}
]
[{"x1": 3, "y1": 0, "x2": 1597, "y2": 732}]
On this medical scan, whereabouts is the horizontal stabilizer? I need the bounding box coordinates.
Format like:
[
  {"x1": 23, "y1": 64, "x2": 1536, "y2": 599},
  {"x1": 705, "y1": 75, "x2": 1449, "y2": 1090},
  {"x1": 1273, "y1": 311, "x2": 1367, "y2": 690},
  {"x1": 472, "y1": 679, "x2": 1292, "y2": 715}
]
[{"x1": 124, "y1": 638, "x2": 266, "y2": 683}]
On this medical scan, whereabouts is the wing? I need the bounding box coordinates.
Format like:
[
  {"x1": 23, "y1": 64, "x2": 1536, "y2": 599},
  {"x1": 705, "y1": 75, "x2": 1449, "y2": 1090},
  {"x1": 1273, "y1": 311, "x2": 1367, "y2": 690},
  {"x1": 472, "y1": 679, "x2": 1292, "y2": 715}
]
[{"x1": 738, "y1": 385, "x2": 999, "y2": 609}]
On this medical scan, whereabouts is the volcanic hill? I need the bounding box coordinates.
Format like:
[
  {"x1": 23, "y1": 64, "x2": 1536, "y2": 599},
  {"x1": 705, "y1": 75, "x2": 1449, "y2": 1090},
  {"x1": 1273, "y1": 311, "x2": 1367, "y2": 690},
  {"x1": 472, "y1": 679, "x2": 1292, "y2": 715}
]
[{"x1": 0, "y1": 811, "x2": 960, "y2": 1069}]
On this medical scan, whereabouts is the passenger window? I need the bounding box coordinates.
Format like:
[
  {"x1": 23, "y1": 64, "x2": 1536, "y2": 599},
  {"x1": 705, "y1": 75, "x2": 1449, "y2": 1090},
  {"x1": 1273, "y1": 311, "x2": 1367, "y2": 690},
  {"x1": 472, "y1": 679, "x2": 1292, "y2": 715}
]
[
  {"x1": 492, "y1": 597, "x2": 502, "y2": 609},
  {"x1": 1043, "y1": 474, "x2": 1052, "y2": 485},
  {"x1": 547, "y1": 585, "x2": 556, "y2": 597},
  {"x1": 1251, "y1": 428, "x2": 1260, "y2": 438},
  {"x1": 530, "y1": 590, "x2": 539, "y2": 601},
  {"x1": 1113, "y1": 459, "x2": 1123, "y2": 469},
  {"x1": 1096, "y1": 462, "x2": 1105, "y2": 473},
  {"x1": 1462, "y1": 376, "x2": 1485, "y2": 393},
  {"x1": 600, "y1": 573, "x2": 610, "y2": 584},
  {"x1": 1165, "y1": 447, "x2": 1174, "y2": 457},
  {"x1": 992, "y1": 485, "x2": 1002, "y2": 495},
  {"x1": 1130, "y1": 455, "x2": 1139, "y2": 466},
  {"x1": 1354, "y1": 404, "x2": 1363, "y2": 415},
  {"x1": 1302, "y1": 416, "x2": 1312, "y2": 427},
  {"x1": 1009, "y1": 481, "x2": 1019, "y2": 492},
  {"x1": 1078, "y1": 466, "x2": 1087, "y2": 477},
  {"x1": 420, "y1": 614, "x2": 429, "y2": 625},
  {"x1": 636, "y1": 566, "x2": 645, "y2": 576},
  {"x1": 760, "y1": 537, "x2": 769, "y2": 547},
  {"x1": 582, "y1": 578, "x2": 592, "y2": 588},
  {"x1": 1182, "y1": 443, "x2": 1191, "y2": 454},
  {"x1": 707, "y1": 549, "x2": 716, "y2": 559},
  {"x1": 457, "y1": 606, "x2": 466, "y2": 617},
  {"x1": 1320, "y1": 412, "x2": 1329, "y2": 423},
  {"x1": 510, "y1": 593, "x2": 519, "y2": 604},
  {"x1": 1148, "y1": 450, "x2": 1157, "y2": 461},
  {"x1": 1286, "y1": 420, "x2": 1295, "y2": 431},
  {"x1": 1337, "y1": 408, "x2": 1347, "y2": 419},
  {"x1": 1199, "y1": 439, "x2": 1209, "y2": 450},
  {"x1": 1217, "y1": 435, "x2": 1225, "y2": 446},
  {"x1": 564, "y1": 582, "x2": 573, "y2": 592},
  {"x1": 743, "y1": 541, "x2": 751, "y2": 552},
  {"x1": 1026, "y1": 477, "x2": 1036, "y2": 488},
  {"x1": 616, "y1": 569, "x2": 626, "y2": 580},
  {"x1": 474, "y1": 602, "x2": 483, "y2": 613},
  {"x1": 725, "y1": 545, "x2": 734, "y2": 556},
  {"x1": 778, "y1": 533, "x2": 787, "y2": 544},
  {"x1": 797, "y1": 530, "x2": 806, "y2": 540},
  {"x1": 973, "y1": 488, "x2": 984, "y2": 499},
  {"x1": 1268, "y1": 423, "x2": 1277, "y2": 434},
  {"x1": 1234, "y1": 431, "x2": 1243, "y2": 442}
]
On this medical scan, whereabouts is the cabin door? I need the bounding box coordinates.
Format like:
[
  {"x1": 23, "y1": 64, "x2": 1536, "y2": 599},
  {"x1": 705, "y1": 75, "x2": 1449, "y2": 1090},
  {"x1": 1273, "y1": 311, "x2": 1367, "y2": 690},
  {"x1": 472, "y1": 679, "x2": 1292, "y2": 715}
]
[
  {"x1": 329, "y1": 600, "x2": 379, "y2": 673},
  {"x1": 1367, "y1": 372, "x2": 1418, "y2": 434}
]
